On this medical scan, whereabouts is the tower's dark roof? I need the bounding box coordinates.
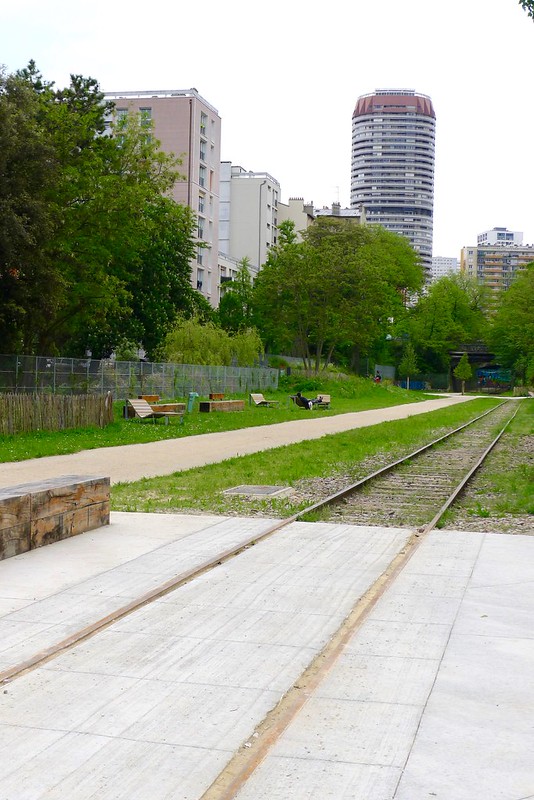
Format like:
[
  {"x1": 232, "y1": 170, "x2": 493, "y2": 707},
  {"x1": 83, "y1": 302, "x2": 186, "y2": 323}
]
[{"x1": 353, "y1": 92, "x2": 435, "y2": 119}]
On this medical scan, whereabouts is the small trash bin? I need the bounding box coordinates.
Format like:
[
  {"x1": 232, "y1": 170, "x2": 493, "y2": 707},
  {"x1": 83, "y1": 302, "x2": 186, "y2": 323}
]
[{"x1": 187, "y1": 392, "x2": 199, "y2": 412}]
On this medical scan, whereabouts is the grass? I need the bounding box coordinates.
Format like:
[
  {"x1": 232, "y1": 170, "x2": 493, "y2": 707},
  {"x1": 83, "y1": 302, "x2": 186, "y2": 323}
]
[
  {"x1": 0, "y1": 377, "x2": 426, "y2": 463},
  {"x1": 444, "y1": 399, "x2": 534, "y2": 521},
  {"x1": 111, "y1": 397, "x2": 507, "y2": 516}
]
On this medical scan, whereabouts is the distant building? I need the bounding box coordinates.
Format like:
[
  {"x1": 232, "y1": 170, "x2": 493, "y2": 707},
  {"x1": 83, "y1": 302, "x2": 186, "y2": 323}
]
[
  {"x1": 314, "y1": 202, "x2": 366, "y2": 223},
  {"x1": 431, "y1": 256, "x2": 459, "y2": 281},
  {"x1": 218, "y1": 162, "x2": 280, "y2": 279},
  {"x1": 105, "y1": 88, "x2": 221, "y2": 306},
  {"x1": 461, "y1": 229, "x2": 534, "y2": 292},
  {"x1": 276, "y1": 199, "x2": 364, "y2": 242},
  {"x1": 277, "y1": 197, "x2": 315, "y2": 240},
  {"x1": 351, "y1": 89, "x2": 436, "y2": 274},
  {"x1": 477, "y1": 227, "x2": 523, "y2": 246}
]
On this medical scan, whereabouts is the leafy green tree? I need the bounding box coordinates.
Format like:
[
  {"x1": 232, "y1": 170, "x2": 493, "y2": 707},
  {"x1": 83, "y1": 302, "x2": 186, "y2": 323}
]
[
  {"x1": 519, "y1": 0, "x2": 534, "y2": 19},
  {"x1": 405, "y1": 274, "x2": 489, "y2": 374},
  {"x1": 217, "y1": 257, "x2": 254, "y2": 333},
  {"x1": 0, "y1": 65, "x2": 61, "y2": 352},
  {"x1": 454, "y1": 352, "x2": 473, "y2": 395},
  {"x1": 158, "y1": 317, "x2": 263, "y2": 367},
  {"x1": 489, "y1": 263, "x2": 534, "y2": 385},
  {"x1": 0, "y1": 62, "x2": 199, "y2": 358},
  {"x1": 252, "y1": 218, "x2": 423, "y2": 374},
  {"x1": 127, "y1": 197, "x2": 199, "y2": 359},
  {"x1": 398, "y1": 342, "x2": 419, "y2": 390}
]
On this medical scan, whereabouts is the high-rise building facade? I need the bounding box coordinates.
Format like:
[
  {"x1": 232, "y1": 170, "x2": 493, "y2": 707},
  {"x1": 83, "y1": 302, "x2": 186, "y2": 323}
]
[
  {"x1": 351, "y1": 89, "x2": 436, "y2": 273},
  {"x1": 104, "y1": 89, "x2": 221, "y2": 305}
]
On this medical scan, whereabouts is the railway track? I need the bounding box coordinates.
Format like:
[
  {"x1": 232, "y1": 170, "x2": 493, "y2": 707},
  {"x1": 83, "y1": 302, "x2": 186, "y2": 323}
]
[{"x1": 300, "y1": 399, "x2": 519, "y2": 530}]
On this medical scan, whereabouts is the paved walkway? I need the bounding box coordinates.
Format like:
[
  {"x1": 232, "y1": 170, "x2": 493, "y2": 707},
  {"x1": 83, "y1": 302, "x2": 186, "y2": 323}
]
[
  {"x1": 0, "y1": 395, "x2": 475, "y2": 487},
  {"x1": 1, "y1": 513, "x2": 533, "y2": 799}
]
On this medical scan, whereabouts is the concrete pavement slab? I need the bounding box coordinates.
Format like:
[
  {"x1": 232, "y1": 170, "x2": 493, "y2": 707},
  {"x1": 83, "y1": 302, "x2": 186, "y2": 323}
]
[
  {"x1": 0, "y1": 518, "x2": 410, "y2": 800},
  {"x1": 234, "y1": 530, "x2": 534, "y2": 800},
  {"x1": 0, "y1": 513, "x2": 280, "y2": 674}
]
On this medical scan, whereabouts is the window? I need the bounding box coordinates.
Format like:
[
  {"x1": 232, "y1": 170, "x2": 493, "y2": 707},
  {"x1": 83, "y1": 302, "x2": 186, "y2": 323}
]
[
  {"x1": 199, "y1": 165, "x2": 206, "y2": 187},
  {"x1": 139, "y1": 107, "x2": 152, "y2": 126},
  {"x1": 198, "y1": 194, "x2": 205, "y2": 213},
  {"x1": 200, "y1": 112, "x2": 207, "y2": 135}
]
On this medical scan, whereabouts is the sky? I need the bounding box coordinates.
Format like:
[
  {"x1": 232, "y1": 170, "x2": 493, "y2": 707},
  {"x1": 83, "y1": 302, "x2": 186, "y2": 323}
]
[{"x1": 3, "y1": 0, "x2": 533, "y2": 258}]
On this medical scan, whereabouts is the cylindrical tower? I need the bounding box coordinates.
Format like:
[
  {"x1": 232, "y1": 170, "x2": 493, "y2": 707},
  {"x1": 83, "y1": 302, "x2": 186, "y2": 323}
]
[{"x1": 351, "y1": 89, "x2": 436, "y2": 274}]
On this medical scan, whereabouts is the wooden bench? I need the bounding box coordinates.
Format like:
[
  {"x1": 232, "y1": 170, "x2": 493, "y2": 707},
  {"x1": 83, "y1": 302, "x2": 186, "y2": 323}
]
[
  {"x1": 126, "y1": 401, "x2": 185, "y2": 418},
  {"x1": 250, "y1": 393, "x2": 280, "y2": 407},
  {"x1": 290, "y1": 393, "x2": 331, "y2": 410},
  {"x1": 315, "y1": 393, "x2": 331, "y2": 409},
  {"x1": 0, "y1": 475, "x2": 110, "y2": 561},
  {"x1": 199, "y1": 400, "x2": 245, "y2": 412},
  {"x1": 127, "y1": 398, "x2": 183, "y2": 424}
]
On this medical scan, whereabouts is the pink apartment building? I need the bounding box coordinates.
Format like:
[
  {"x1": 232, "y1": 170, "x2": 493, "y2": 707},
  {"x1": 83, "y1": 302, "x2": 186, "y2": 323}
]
[{"x1": 105, "y1": 89, "x2": 221, "y2": 306}]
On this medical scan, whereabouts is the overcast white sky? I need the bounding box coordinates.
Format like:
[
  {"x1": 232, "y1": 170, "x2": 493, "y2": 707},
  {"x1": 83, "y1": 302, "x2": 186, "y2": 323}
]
[{"x1": 3, "y1": 0, "x2": 533, "y2": 258}]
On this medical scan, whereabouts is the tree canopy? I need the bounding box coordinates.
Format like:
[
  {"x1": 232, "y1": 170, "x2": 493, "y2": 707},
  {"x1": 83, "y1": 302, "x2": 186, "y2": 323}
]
[
  {"x1": 0, "y1": 62, "x2": 201, "y2": 358},
  {"x1": 489, "y1": 263, "x2": 534, "y2": 384},
  {"x1": 402, "y1": 274, "x2": 489, "y2": 373},
  {"x1": 157, "y1": 316, "x2": 263, "y2": 367},
  {"x1": 519, "y1": 0, "x2": 534, "y2": 19},
  {"x1": 217, "y1": 257, "x2": 254, "y2": 333},
  {"x1": 252, "y1": 218, "x2": 423, "y2": 373}
]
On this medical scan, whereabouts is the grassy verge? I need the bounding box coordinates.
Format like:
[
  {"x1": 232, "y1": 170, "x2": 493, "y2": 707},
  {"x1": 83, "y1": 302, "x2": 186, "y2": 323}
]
[
  {"x1": 111, "y1": 397, "x2": 505, "y2": 517},
  {"x1": 0, "y1": 378, "x2": 425, "y2": 463},
  {"x1": 443, "y1": 399, "x2": 534, "y2": 522}
]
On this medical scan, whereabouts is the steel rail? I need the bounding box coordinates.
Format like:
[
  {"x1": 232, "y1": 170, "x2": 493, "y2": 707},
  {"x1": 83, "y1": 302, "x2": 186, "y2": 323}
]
[{"x1": 296, "y1": 399, "x2": 509, "y2": 519}]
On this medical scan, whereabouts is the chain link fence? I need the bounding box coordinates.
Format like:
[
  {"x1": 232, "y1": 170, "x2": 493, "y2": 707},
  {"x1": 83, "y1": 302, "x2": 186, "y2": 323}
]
[{"x1": 0, "y1": 355, "x2": 278, "y2": 398}]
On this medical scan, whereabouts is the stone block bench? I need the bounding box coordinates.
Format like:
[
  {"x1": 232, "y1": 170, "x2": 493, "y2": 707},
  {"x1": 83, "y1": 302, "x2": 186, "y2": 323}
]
[{"x1": 0, "y1": 475, "x2": 110, "y2": 561}]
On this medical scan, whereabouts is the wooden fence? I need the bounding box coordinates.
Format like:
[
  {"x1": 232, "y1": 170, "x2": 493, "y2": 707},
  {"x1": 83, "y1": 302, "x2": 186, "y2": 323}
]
[{"x1": 0, "y1": 393, "x2": 114, "y2": 435}]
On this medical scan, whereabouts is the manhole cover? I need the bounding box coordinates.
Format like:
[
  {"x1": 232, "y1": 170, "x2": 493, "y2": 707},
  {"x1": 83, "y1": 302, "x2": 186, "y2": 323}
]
[{"x1": 223, "y1": 485, "x2": 294, "y2": 499}]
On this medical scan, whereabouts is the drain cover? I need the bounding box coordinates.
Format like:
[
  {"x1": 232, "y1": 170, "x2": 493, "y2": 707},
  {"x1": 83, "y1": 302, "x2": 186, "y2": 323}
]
[{"x1": 223, "y1": 485, "x2": 294, "y2": 498}]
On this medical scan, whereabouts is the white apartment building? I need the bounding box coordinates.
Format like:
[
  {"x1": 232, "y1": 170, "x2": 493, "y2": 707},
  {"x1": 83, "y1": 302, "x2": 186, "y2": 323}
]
[
  {"x1": 219, "y1": 163, "x2": 280, "y2": 278},
  {"x1": 351, "y1": 89, "x2": 436, "y2": 274},
  {"x1": 477, "y1": 227, "x2": 523, "y2": 246},
  {"x1": 431, "y1": 256, "x2": 459, "y2": 281},
  {"x1": 104, "y1": 88, "x2": 221, "y2": 306}
]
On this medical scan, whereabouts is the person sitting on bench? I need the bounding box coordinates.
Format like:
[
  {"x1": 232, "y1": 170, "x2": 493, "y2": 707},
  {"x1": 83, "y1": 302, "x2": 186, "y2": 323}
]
[{"x1": 294, "y1": 391, "x2": 314, "y2": 410}]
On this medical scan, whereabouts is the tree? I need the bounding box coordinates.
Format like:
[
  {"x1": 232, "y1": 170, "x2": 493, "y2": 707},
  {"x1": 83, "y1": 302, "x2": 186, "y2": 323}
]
[
  {"x1": 157, "y1": 317, "x2": 263, "y2": 367},
  {"x1": 0, "y1": 63, "x2": 198, "y2": 358},
  {"x1": 127, "y1": 197, "x2": 199, "y2": 360},
  {"x1": 398, "y1": 343, "x2": 419, "y2": 390},
  {"x1": 405, "y1": 274, "x2": 489, "y2": 374},
  {"x1": 252, "y1": 218, "x2": 423, "y2": 374},
  {"x1": 454, "y1": 353, "x2": 473, "y2": 395},
  {"x1": 0, "y1": 65, "x2": 61, "y2": 352},
  {"x1": 217, "y1": 257, "x2": 254, "y2": 333},
  {"x1": 519, "y1": 0, "x2": 534, "y2": 20},
  {"x1": 489, "y1": 263, "x2": 534, "y2": 385}
]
